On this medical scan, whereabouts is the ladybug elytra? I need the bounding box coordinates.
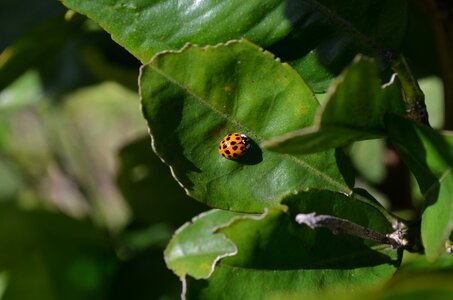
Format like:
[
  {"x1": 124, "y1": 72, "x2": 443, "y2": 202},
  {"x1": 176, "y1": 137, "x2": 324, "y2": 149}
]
[{"x1": 219, "y1": 133, "x2": 251, "y2": 160}]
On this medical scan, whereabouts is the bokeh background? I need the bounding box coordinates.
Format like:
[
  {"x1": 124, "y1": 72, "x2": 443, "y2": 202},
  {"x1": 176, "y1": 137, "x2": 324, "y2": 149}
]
[
  {"x1": 0, "y1": 0, "x2": 449, "y2": 299},
  {"x1": 0, "y1": 0, "x2": 207, "y2": 299}
]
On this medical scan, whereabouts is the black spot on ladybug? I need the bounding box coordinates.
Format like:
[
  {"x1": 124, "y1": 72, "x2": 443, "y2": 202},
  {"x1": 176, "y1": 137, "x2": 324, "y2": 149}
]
[
  {"x1": 240, "y1": 146, "x2": 245, "y2": 150},
  {"x1": 223, "y1": 144, "x2": 227, "y2": 149},
  {"x1": 230, "y1": 141, "x2": 237, "y2": 145},
  {"x1": 232, "y1": 146, "x2": 238, "y2": 150},
  {"x1": 233, "y1": 153, "x2": 238, "y2": 157},
  {"x1": 225, "y1": 150, "x2": 231, "y2": 154},
  {"x1": 226, "y1": 136, "x2": 230, "y2": 141}
]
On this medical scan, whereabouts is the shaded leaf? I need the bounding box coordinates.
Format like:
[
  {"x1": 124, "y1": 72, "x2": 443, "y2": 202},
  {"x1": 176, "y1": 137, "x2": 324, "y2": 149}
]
[
  {"x1": 140, "y1": 40, "x2": 352, "y2": 213},
  {"x1": 183, "y1": 192, "x2": 400, "y2": 299},
  {"x1": 0, "y1": 0, "x2": 65, "y2": 50},
  {"x1": 261, "y1": 56, "x2": 404, "y2": 154},
  {"x1": 388, "y1": 115, "x2": 453, "y2": 260}
]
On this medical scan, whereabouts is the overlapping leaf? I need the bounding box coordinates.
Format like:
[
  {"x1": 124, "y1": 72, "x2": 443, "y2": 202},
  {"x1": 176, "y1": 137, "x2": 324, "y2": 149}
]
[
  {"x1": 388, "y1": 115, "x2": 453, "y2": 261},
  {"x1": 168, "y1": 190, "x2": 400, "y2": 299},
  {"x1": 140, "y1": 40, "x2": 353, "y2": 213},
  {"x1": 164, "y1": 209, "x2": 255, "y2": 279},
  {"x1": 60, "y1": 0, "x2": 408, "y2": 91},
  {"x1": 261, "y1": 56, "x2": 405, "y2": 154}
]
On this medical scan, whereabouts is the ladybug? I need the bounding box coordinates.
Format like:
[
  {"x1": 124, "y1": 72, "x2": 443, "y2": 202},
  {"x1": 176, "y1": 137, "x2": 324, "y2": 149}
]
[{"x1": 219, "y1": 133, "x2": 251, "y2": 159}]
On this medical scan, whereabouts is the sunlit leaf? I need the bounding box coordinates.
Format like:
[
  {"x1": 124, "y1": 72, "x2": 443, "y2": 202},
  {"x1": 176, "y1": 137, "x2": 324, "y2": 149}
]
[
  {"x1": 164, "y1": 209, "x2": 255, "y2": 279},
  {"x1": 140, "y1": 40, "x2": 352, "y2": 213},
  {"x1": 60, "y1": 0, "x2": 408, "y2": 91}
]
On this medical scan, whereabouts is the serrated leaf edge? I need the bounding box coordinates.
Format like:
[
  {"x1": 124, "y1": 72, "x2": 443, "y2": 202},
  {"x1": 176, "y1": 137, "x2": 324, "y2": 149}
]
[{"x1": 139, "y1": 39, "x2": 352, "y2": 205}]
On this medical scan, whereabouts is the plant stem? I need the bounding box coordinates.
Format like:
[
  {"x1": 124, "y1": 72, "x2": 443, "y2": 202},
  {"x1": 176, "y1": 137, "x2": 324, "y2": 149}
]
[
  {"x1": 295, "y1": 212, "x2": 403, "y2": 248},
  {"x1": 391, "y1": 57, "x2": 429, "y2": 125}
]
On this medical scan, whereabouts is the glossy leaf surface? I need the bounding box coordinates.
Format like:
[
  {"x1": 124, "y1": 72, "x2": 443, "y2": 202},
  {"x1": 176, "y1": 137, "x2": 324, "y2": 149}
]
[
  {"x1": 140, "y1": 40, "x2": 352, "y2": 213},
  {"x1": 60, "y1": 0, "x2": 408, "y2": 91}
]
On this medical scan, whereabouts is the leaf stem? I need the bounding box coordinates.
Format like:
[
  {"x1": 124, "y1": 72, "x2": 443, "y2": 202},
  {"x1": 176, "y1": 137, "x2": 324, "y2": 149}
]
[
  {"x1": 295, "y1": 212, "x2": 403, "y2": 248},
  {"x1": 391, "y1": 57, "x2": 430, "y2": 125}
]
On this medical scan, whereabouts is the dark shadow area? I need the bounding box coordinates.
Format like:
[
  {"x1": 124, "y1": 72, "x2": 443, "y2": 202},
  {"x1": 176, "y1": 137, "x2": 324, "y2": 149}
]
[
  {"x1": 38, "y1": 29, "x2": 141, "y2": 100},
  {"x1": 141, "y1": 85, "x2": 202, "y2": 190},
  {"x1": 267, "y1": 0, "x2": 374, "y2": 89},
  {"x1": 387, "y1": 116, "x2": 444, "y2": 213},
  {"x1": 267, "y1": 0, "x2": 441, "y2": 94},
  {"x1": 335, "y1": 148, "x2": 356, "y2": 188},
  {"x1": 235, "y1": 138, "x2": 263, "y2": 165},
  {"x1": 109, "y1": 247, "x2": 180, "y2": 300}
]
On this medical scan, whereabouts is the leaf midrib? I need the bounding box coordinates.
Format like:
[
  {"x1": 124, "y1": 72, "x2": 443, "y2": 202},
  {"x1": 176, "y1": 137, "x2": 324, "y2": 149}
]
[{"x1": 145, "y1": 53, "x2": 351, "y2": 194}]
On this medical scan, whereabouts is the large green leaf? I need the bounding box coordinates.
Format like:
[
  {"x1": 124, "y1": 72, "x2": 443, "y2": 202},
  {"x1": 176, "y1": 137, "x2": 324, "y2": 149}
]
[
  {"x1": 180, "y1": 191, "x2": 400, "y2": 299},
  {"x1": 261, "y1": 56, "x2": 404, "y2": 154},
  {"x1": 388, "y1": 115, "x2": 453, "y2": 261},
  {"x1": 60, "y1": 0, "x2": 293, "y2": 63},
  {"x1": 140, "y1": 40, "x2": 352, "y2": 213},
  {"x1": 60, "y1": 0, "x2": 408, "y2": 91}
]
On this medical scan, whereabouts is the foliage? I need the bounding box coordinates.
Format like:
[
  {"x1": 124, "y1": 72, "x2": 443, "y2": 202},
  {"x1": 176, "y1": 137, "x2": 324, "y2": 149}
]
[{"x1": 1, "y1": 0, "x2": 452, "y2": 299}]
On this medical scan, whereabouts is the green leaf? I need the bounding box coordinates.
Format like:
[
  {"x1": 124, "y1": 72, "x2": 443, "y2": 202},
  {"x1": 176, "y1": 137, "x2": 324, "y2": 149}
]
[
  {"x1": 184, "y1": 192, "x2": 400, "y2": 299},
  {"x1": 164, "y1": 209, "x2": 255, "y2": 279},
  {"x1": 0, "y1": 0, "x2": 65, "y2": 50},
  {"x1": 388, "y1": 115, "x2": 453, "y2": 261},
  {"x1": 60, "y1": 0, "x2": 408, "y2": 91},
  {"x1": 261, "y1": 56, "x2": 405, "y2": 154},
  {"x1": 140, "y1": 40, "x2": 352, "y2": 213},
  {"x1": 60, "y1": 0, "x2": 294, "y2": 63}
]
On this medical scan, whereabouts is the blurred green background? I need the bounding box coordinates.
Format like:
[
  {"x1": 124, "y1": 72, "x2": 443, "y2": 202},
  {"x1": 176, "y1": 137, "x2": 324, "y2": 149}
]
[
  {"x1": 0, "y1": 0, "x2": 206, "y2": 299},
  {"x1": 0, "y1": 0, "x2": 448, "y2": 299}
]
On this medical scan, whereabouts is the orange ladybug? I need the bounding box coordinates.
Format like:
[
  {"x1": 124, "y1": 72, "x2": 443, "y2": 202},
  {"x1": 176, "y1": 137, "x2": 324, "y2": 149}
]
[{"x1": 219, "y1": 133, "x2": 250, "y2": 160}]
